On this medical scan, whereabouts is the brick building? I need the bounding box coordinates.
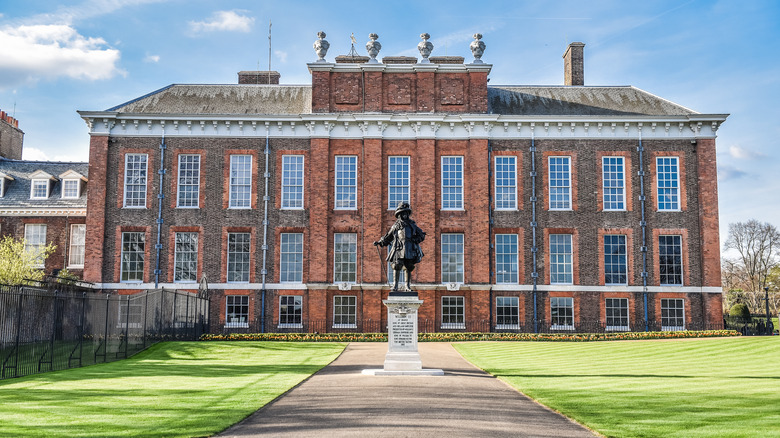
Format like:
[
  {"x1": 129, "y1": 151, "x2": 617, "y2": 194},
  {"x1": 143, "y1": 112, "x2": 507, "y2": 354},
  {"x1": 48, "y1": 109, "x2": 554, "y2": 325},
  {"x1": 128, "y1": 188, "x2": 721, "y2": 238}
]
[{"x1": 78, "y1": 34, "x2": 727, "y2": 333}]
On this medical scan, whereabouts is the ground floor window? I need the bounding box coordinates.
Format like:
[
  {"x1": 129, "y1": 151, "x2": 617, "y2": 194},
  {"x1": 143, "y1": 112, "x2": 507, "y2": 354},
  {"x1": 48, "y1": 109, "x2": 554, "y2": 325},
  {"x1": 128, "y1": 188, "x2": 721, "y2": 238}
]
[
  {"x1": 496, "y1": 296, "x2": 519, "y2": 329},
  {"x1": 225, "y1": 295, "x2": 249, "y2": 328},
  {"x1": 605, "y1": 298, "x2": 629, "y2": 331},
  {"x1": 441, "y1": 296, "x2": 465, "y2": 329},
  {"x1": 333, "y1": 296, "x2": 356, "y2": 328},
  {"x1": 279, "y1": 295, "x2": 302, "y2": 328},
  {"x1": 661, "y1": 298, "x2": 685, "y2": 331},
  {"x1": 550, "y1": 297, "x2": 574, "y2": 330},
  {"x1": 117, "y1": 297, "x2": 143, "y2": 329}
]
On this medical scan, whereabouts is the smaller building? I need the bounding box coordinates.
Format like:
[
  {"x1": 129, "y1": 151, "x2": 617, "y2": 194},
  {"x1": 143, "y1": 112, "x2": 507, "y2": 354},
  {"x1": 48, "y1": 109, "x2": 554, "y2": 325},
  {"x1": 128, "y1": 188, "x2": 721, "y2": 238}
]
[
  {"x1": 0, "y1": 158, "x2": 89, "y2": 278},
  {"x1": 0, "y1": 109, "x2": 23, "y2": 160}
]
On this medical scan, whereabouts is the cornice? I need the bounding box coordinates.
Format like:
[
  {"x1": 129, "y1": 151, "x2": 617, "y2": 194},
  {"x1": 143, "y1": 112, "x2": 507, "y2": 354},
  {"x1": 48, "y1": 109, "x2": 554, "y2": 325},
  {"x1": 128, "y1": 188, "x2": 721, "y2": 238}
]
[
  {"x1": 78, "y1": 112, "x2": 727, "y2": 140},
  {"x1": 0, "y1": 208, "x2": 86, "y2": 216}
]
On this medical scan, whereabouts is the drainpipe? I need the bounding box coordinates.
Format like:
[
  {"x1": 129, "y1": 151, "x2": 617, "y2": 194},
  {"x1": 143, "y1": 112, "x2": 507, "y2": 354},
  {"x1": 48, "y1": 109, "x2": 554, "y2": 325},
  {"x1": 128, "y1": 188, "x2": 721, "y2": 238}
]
[
  {"x1": 638, "y1": 131, "x2": 649, "y2": 331},
  {"x1": 260, "y1": 129, "x2": 271, "y2": 333},
  {"x1": 487, "y1": 140, "x2": 493, "y2": 331},
  {"x1": 154, "y1": 135, "x2": 166, "y2": 289},
  {"x1": 530, "y1": 129, "x2": 539, "y2": 333}
]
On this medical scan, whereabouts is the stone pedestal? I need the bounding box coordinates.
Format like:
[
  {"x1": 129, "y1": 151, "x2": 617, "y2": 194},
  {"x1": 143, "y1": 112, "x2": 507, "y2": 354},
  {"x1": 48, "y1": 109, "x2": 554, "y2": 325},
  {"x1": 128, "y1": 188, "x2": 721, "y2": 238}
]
[{"x1": 362, "y1": 294, "x2": 443, "y2": 376}]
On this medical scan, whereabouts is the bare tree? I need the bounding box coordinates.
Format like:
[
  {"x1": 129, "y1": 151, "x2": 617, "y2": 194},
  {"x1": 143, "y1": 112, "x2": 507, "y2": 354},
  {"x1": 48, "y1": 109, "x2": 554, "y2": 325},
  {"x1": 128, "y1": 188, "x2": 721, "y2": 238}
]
[{"x1": 724, "y1": 220, "x2": 780, "y2": 293}]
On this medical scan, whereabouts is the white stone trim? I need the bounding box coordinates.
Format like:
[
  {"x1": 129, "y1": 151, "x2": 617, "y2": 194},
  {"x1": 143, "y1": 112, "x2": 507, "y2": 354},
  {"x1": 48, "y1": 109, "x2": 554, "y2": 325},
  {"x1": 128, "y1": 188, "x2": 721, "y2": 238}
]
[{"x1": 0, "y1": 208, "x2": 86, "y2": 216}]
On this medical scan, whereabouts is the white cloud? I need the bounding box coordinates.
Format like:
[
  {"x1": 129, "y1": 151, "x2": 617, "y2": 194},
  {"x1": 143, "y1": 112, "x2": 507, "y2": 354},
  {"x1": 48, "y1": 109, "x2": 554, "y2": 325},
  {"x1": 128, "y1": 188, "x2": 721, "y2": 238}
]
[
  {"x1": 22, "y1": 147, "x2": 49, "y2": 161},
  {"x1": 0, "y1": 24, "x2": 122, "y2": 88},
  {"x1": 189, "y1": 10, "x2": 254, "y2": 34},
  {"x1": 144, "y1": 54, "x2": 160, "y2": 63},
  {"x1": 728, "y1": 145, "x2": 765, "y2": 160},
  {"x1": 274, "y1": 50, "x2": 287, "y2": 63},
  {"x1": 718, "y1": 164, "x2": 748, "y2": 182}
]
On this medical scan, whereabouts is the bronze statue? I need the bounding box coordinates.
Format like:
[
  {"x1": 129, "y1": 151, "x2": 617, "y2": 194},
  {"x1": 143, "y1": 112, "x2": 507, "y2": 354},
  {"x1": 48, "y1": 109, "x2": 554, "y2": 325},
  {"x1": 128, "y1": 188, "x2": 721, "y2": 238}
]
[{"x1": 374, "y1": 202, "x2": 425, "y2": 292}]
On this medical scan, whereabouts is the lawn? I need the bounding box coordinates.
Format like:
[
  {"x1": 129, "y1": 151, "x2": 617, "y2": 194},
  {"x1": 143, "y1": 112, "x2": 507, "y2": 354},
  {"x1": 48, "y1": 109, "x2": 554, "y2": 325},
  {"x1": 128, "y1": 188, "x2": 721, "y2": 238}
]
[
  {"x1": 455, "y1": 337, "x2": 780, "y2": 438},
  {"x1": 0, "y1": 341, "x2": 345, "y2": 437}
]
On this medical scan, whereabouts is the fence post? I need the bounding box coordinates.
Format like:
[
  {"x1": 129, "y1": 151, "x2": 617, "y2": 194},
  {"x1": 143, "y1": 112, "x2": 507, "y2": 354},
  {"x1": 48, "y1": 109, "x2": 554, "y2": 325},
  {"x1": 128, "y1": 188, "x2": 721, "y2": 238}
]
[
  {"x1": 103, "y1": 294, "x2": 110, "y2": 362},
  {"x1": 142, "y1": 291, "x2": 149, "y2": 348},
  {"x1": 185, "y1": 292, "x2": 191, "y2": 340},
  {"x1": 79, "y1": 292, "x2": 85, "y2": 367},
  {"x1": 12, "y1": 288, "x2": 24, "y2": 378},
  {"x1": 172, "y1": 291, "x2": 178, "y2": 339},
  {"x1": 124, "y1": 295, "x2": 130, "y2": 358},
  {"x1": 47, "y1": 290, "x2": 58, "y2": 372}
]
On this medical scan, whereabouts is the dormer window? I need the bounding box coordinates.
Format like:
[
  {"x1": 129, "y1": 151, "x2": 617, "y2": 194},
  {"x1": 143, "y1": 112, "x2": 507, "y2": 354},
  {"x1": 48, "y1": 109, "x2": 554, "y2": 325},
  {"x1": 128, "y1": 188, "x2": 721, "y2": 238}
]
[
  {"x1": 0, "y1": 172, "x2": 13, "y2": 197},
  {"x1": 58, "y1": 170, "x2": 87, "y2": 199},
  {"x1": 29, "y1": 170, "x2": 56, "y2": 200}
]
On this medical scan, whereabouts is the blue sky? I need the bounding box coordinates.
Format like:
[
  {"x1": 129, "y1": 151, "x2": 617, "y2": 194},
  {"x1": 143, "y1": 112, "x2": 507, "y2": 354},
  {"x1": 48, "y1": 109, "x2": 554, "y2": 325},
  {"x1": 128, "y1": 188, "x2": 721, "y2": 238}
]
[{"x1": 0, "y1": 0, "x2": 778, "y2": 243}]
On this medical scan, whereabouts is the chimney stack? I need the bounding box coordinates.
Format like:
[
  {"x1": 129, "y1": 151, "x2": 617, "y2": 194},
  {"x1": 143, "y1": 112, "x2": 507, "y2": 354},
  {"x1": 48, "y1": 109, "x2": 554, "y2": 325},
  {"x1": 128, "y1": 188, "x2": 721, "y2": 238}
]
[
  {"x1": 237, "y1": 71, "x2": 280, "y2": 84},
  {"x1": 563, "y1": 42, "x2": 585, "y2": 86}
]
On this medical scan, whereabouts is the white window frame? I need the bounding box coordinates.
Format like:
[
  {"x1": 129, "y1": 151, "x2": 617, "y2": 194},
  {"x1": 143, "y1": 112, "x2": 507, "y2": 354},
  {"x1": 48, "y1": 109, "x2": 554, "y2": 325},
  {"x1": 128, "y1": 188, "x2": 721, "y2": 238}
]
[
  {"x1": 117, "y1": 297, "x2": 144, "y2": 329},
  {"x1": 496, "y1": 296, "x2": 520, "y2": 330},
  {"x1": 441, "y1": 156, "x2": 464, "y2": 210},
  {"x1": 604, "y1": 234, "x2": 628, "y2": 286},
  {"x1": 441, "y1": 233, "x2": 464, "y2": 284},
  {"x1": 61, "y1": 179, "x2": 80, "y2": 199},
  {"x1": 334, "y1": 155, "x2": 358, "y2": 210},
  {"x1": 24, "y1": 224, "x2": 47, "y2": 268},
  {"x1": 333, "y1": 295, "x2": 357, "y2": 328},
  {"x1": 550, "y1": 297, "x2": 574, "y2": 330},
  {"x1": 333, "y1": 233, "x2": 357, "y2": 284},
  {"x1": 120, "y1": 231, "x2": 145, "y2": 283},
  {"x1": 281, "y1": 155, "x2": 305, "y2": 210},
  {"x1": 30, "y1": 179, "x2": 50, "y2": 199},
  {"x1": 661, "y1": 298, "x2": 685, "y2": 331},
  {"x1": 68, "y1": 224, "x2": 86, "y2": 268},
  {"x1": 123, "y1": 154, "x2": 148, "y2": 208},
  {"x1": 549, "y1": 234, "x2": 573, "y2": 285},
  {"x1": 176, "y1": 154, "x2": 200, "y2": 208},
  {"x1": 226, "y1": 232, "x2": 251, "y2": 283},
  {"x1": 225, "y1": 295, "x2": 249, "y2": 328},
  {"x1": 548, "y1": 156, "x2": 572, "y2": 210},
  {"x1": 656, "y1": 157, "x2": 680, "y2": 211},
  {"x1": 602, "y1": 156, "x2": 625, "y2": 211},
  {"x1": 278, "y1": 295, "x2": 303, "y2": 328},
  {"x1": 659, "y1": 235, "x2": 684, "y2": 286},
  {"x1": 441, "y1": 296, "x2": 465, "y2": 329},
  {"x1": 174, "y1": 232, "x2": 199, "y2": 283},
  {"x1": 605, "y1": 298, "x2": 629, "y2": 331},
  {"x1": 388, "y1": 156, "x2": 410, "y2": 210},
  {"x1": 494, "y1": 156, "x2": 517, "y2": 210},
  {"x1": 228, "y1": 155, "x2": 252, "y2": 209},
  {"x1": 279, "y1": 233, "x2": 303, "y2": 283},
  {"x1": 495, "y1": 234, "x2": 519, "y2": 284}
]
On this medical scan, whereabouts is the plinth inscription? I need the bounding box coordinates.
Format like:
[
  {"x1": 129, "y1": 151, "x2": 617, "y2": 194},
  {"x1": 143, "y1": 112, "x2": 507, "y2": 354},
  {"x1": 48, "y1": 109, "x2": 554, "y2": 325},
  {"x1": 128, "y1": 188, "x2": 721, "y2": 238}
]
[{"x1": 391, "y1": 315, "x2": 415, "y2": 346}]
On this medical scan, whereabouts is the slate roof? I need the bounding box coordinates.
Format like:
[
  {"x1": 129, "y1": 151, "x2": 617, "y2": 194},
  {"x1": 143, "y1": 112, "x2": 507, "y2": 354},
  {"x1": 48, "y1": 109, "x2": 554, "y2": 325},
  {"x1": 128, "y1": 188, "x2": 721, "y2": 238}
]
[
  {"x1": 0, "y1": 159, "x2": 89, "y2": 209},
  {"x1": 104, "y1": 83, "x2": 699, "y2": 118}
]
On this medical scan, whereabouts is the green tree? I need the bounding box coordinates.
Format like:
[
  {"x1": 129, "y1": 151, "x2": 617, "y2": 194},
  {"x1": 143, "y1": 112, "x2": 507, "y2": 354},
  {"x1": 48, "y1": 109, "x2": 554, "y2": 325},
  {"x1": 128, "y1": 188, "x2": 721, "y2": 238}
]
[{"x1": 0, "y1": 235, "x2": 55, "y2": 285}]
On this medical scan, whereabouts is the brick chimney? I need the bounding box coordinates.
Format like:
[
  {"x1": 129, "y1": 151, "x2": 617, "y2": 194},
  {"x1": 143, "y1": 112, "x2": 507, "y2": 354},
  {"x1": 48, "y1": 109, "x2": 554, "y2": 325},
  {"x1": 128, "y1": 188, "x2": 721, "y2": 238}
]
[
  {"x1": 0, "y1": 109, "x2": 23, "y2": 159},
  {"x1": 563, "y1": 42, "x2": 585, "y2": 86},
  {"x1": 238, "y1": 71, "x2": 280, "y2": 84}
]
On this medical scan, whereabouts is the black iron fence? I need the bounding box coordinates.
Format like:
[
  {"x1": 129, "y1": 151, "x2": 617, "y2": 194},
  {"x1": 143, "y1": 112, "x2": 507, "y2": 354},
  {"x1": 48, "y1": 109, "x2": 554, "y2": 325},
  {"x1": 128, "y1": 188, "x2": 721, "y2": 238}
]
[
  {"x1": 0, "y1": 286, "x2": 209, "y2": 380},
  {"x1": 222, "y1": 316, "x2": 727, "y2": 335},
  {"x1": 724, "y1": 315, "x2": 775, "y2": 335}
]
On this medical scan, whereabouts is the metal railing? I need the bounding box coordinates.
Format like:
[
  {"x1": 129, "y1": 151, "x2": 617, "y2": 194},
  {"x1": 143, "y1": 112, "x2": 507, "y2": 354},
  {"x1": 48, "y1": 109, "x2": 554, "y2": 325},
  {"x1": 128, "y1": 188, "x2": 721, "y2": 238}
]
[{"x1": 0, "y1": 286, "x2": 209, "y2": 380}]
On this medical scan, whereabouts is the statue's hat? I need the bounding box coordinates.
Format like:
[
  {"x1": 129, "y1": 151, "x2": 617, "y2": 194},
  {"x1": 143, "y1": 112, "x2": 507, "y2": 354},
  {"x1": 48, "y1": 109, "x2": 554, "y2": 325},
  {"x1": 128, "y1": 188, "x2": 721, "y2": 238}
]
[{"x1": 394, "y1": 202, "x2": 412, "y2": 217}]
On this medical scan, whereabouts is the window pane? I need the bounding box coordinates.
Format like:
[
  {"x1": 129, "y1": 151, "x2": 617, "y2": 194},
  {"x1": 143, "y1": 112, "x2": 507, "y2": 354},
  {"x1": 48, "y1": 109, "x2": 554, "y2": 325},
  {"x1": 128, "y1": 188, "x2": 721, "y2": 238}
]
[
  {"x1": 279, "y1": 296, "x2": 303, "y2": 326},
  {"x1": 659, "y1": 235, "x2": 683, "y2": 285},
  {"x1": 280, "y1": 233, "x2": 303, "y2": 282},
  {"x1": 442, "y1": 156, "x2": 463, "y2": 209},
  {"x1": 281, "y1": 155, "x2": 304, "y2": 209},
  {"x1": 442, "y1": 296, "x2": 465, "y2": 328},
  {"x1": 661, "y1": 298, "x2": 685, "y2": 330},
  {"x1": 333, "y1": 296, "x2": 356, "y2": 327},
  {"x1": 605, "y1": 298, "x2": 629, "y2": 330},
  {"x1": 121, "y1": 232, "x2": 145, "y2": 282},
  {"x1": 441, "y1": 234, "x2": 464, "y2": 283},
  {"x1": 63, "y1": 180, "x2": 80, "y2": 198},
  {"x1": 174, "y1": 232, "x2": 198, "y2": 282},
  {"x1": 31, "y1": 180, "x2": 48, "y2": 198},
  {"x1": 604, "y1": 235, "x2": 627, "y2": 285},
  {"x1": 124, "y1": 154, "x2": 148, "y2": 207},
  {"x1": 550, "y1": 297, "x2": 574, "y2": 328},
  {"x1": 549, "y1": 234, "x2": 573, "y2": 284},
  {"x1": 549, "y1": 156, "x2": 571, "y2": 209},
  {"x1": 227, "y1": 232, "x2": 250, "y2": 282},
  {"x1": 226, "y1": 295, "x2": 249, "y2": 327},
  {"x1": 229, "y1": 155, "x2": 252, "y2": 208},
  {"x1": 388, "y1": 156, "x2": 410, "y2": 209},
  {"x1": 656, "y1": 157, "x2": 680, "y2": 211},
  {"x1": 335, "y1": 156, "x2": 357, "y2": 209},
  {"x1": 177, "y1": 155, "x2": 200, "y2": 208},
  {"x1": 495, "y1": 234, "x2": 518, "y2": 283},
  {"x1": 24, "y1": 224, "x2": 47, "y2": 267},
  {"x1": 495, "y1": 156, "x2": 517, "y2": 209},
  {"x1": 496, "y1": 296, "x2": 519, "y2": 328},
  {"x1": 602, "y1": 157, "x2": 625, "y2": 210},
  {"x1": 69, "y1": 224, "x2": 86, "y2": 267},
  {"x1": 334, "y1": 233, "x2": 357, "y2": 283}
]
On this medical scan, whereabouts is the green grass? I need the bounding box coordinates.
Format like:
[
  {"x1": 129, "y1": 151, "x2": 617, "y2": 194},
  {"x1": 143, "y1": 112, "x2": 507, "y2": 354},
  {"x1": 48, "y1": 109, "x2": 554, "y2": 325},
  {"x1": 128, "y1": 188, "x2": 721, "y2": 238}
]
[
  {"x1": 455, "y1": 337, "x2": 780, "y2": 438},
  {"x1": 0, "y1": 341, "x2": 345, "y2": 437}
]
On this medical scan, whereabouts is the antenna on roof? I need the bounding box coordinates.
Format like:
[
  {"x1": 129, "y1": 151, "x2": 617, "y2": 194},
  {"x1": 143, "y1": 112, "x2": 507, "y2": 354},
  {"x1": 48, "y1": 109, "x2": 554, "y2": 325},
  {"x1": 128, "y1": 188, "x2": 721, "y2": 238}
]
[{"x1": 268, "y1": 20, "x2": 272, "y2": 85}]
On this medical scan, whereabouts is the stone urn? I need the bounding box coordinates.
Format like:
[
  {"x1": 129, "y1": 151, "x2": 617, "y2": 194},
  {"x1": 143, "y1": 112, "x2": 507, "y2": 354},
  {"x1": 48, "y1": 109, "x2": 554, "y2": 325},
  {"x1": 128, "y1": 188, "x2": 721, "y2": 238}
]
[
  {"x1": 366, "y1": 33, "x2": 381, "y2": 63},
  {"x1": 313, "y1": 31, "x2": 330, "y2": 62},
  {"x1": 418, "y1": 33, "x2": 433, "y2": 63},
  {"x1": 470, "y1": 33, "x2": 486, "y2": 63}
]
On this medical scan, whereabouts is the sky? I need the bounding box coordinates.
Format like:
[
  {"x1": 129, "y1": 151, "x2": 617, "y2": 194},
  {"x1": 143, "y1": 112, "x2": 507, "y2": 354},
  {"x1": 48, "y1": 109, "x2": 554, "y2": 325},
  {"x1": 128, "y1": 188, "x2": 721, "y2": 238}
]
[{"x1": 0, "y1": 0, "x2": 778, "y2": 245}]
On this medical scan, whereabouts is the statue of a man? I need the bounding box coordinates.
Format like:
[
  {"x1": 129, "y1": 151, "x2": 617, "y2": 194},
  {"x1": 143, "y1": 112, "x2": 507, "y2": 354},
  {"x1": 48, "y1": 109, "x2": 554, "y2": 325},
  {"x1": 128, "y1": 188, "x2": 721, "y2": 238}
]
[{"x1": 374, "y1": 202, "x2": 425, "y2": 292}]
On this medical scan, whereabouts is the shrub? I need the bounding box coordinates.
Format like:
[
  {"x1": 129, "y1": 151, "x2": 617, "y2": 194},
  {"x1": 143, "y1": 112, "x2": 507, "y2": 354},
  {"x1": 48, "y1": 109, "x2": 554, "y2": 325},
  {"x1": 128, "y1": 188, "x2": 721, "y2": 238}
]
[{"x1": 729, "y1": 303, "x2": 751, "y2": 320}]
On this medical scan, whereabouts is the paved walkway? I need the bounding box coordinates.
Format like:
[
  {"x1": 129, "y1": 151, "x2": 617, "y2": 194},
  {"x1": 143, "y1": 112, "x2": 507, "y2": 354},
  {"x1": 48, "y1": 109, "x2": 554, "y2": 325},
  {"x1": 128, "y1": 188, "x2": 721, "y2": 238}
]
[{"x1": 217, "y1": 343, "x2": 597, "y2": 437}]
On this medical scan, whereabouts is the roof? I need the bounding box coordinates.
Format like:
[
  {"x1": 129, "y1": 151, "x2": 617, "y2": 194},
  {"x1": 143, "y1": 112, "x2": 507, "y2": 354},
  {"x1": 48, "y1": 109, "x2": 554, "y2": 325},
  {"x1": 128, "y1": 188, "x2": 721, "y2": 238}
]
[
  {"x1": 0, "y1": 159, "x2": 89, "y2": 209},
  {"x1": 107, "y1": 84, "x2": 312, "y2": 115},
  {"x1": 487, "y1": 86, "x2": 698, "y2": 116}
]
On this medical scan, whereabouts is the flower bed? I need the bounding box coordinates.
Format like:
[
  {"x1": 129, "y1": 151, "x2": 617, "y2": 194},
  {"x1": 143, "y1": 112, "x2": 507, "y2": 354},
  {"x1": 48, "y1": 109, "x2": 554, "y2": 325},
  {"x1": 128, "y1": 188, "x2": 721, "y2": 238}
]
[{"x1": 200, "y1": 330, "x2": 739, "y2": 342}]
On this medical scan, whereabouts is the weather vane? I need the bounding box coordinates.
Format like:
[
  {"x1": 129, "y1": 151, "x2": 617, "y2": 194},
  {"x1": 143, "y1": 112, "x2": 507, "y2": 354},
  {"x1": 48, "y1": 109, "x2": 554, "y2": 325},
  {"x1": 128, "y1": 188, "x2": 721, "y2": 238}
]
[{"x1": 348, "y1": 32, "x2": 359, "y2": 58}]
